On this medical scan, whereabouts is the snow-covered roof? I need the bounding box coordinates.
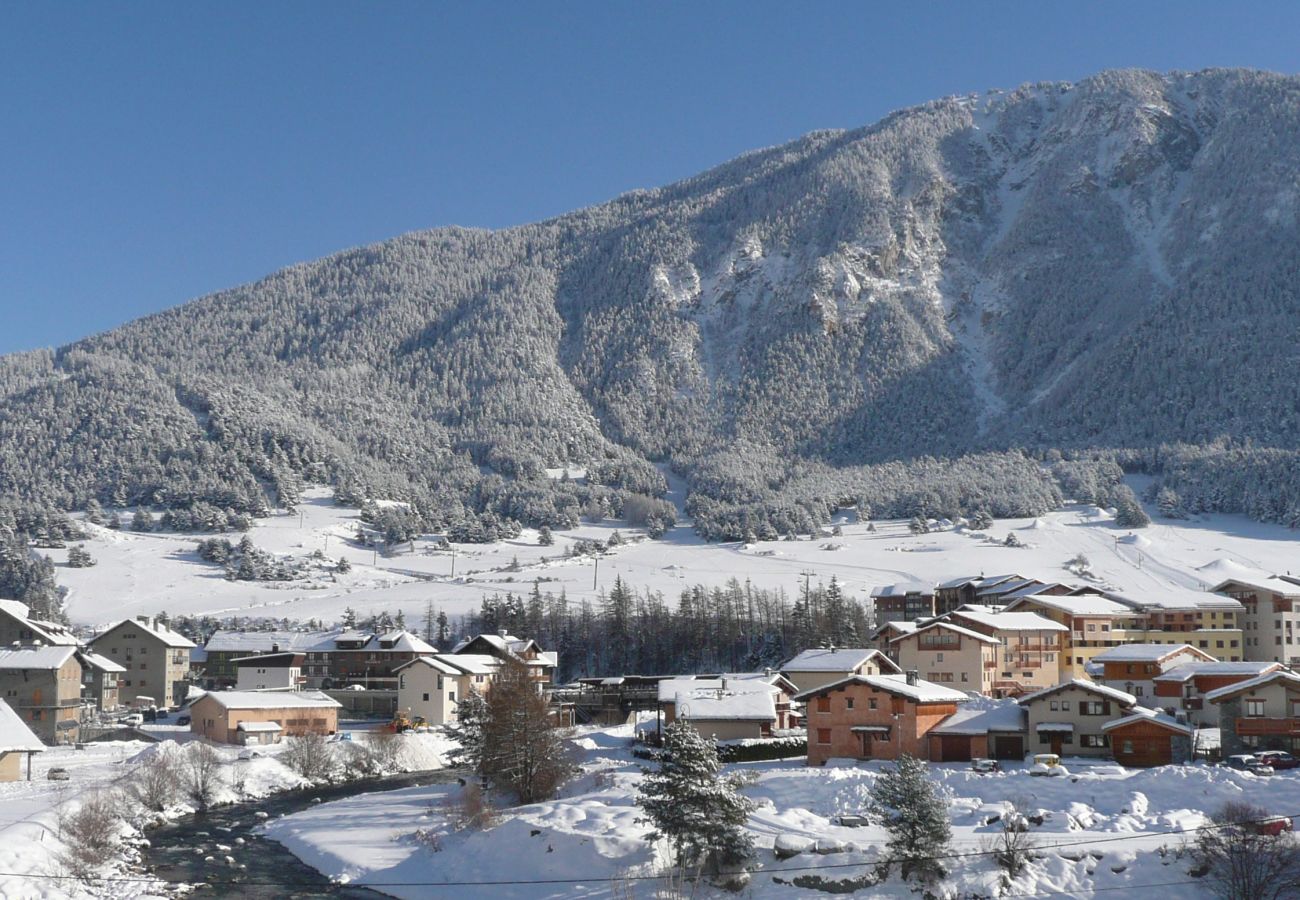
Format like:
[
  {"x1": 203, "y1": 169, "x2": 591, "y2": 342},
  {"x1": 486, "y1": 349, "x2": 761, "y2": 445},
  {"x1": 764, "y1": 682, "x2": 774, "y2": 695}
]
[
  {"x1": 1018, "y1": 679, "x2": 1136, "y2": 708},
  {"x1": 237, "y1": 721, "x2": 283, "y2": 733},
  {"x1": 936, "y1": 575, "x2": 983, "y2": 590},
  {"x1": 96, "y1": 618, "x2": 196, "y2": 648},
  {"x1": 195, "y1": 690, "x2": 342, "y2": 710},
  {"x1": 0, "y1": 600, "x2": 79, "y2": 645},
  {"x1": 77, "y1": 650, "x2": 125, "y2": 673},
  {"x1": 0, "y1": 645, "x2": 78, "y2": 670},
  {"x1": 396, "y1": 653, "x2": 501, "y2": 676},
  {"x1": 1200, "y1": 559, "x2": 1300, "y2": 598},
  {"x1": 204, "y1": 630, "x2": 336, "y2": 653},
  {"x1": 660, "y1": 677, "x2": 779, "y2": 721},
  {"x1": 947, "y1": 609, "x2": 1068, "y2": 632},
  {"x1": 892, "y1": 621, "x2": 999, "y2": 645},
  {"x1": 0, "y1": 698, "x2": 44, "y2": 754},
  {"x1": 977, "y1": 578, "x2": 1040, "y2": 597},
  {"x1": 233, "y1": 652, "x2": 302, "y2": 667},
  {"x1": 931, "y1": 702, "x2": 1026, "y2": 735},
  {"x1": 1102, "y1": 707, "x2": 1194, "y2": 735},
  {"x1": 1153, "y1": 662, "x2": 1279, "y2": 683},
  {"x1": 872, "y1": 581, "x2": 934, "y2": 597},
  {"x1": 794, "y1": 674, "x2": 970, "y2": 704},
  {"x1": 782, "y1": 648, "x2": 897, "y2": 672},
  {"x1": 1005, "y1": 593, "x2": 1133, "y2": 616},
  {"x1": 1205, "y1": 670, "x2": 1300, "y2": 703},
  {"x1": 1103, "y1": 590, "x2": 1243, "y2": 611},
  {"x1": 1035, "y1": 722, "x2": 1075, "y2": 732},
  {"x1": 1003, "y1": 582, "x2": 1072, "y2": 600},
  {"x1": 1091, "y1": 644, "x2": 1212, "y2": 664}
]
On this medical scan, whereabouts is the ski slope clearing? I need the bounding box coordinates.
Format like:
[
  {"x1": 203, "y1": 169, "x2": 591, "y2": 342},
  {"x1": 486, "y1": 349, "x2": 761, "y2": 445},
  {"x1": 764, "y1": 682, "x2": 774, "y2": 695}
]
[
  {"x1": 52, "y1": 487, "x2": 1300, "y2": 628},
  {"x1": 264, "y1": 721, "x2": 1300, "y2": 899}
]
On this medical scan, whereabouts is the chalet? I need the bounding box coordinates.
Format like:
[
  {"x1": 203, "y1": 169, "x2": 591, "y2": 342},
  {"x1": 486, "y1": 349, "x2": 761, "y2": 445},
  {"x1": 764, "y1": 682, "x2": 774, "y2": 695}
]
[
  {"x1": 1102, "y1": 707, "x2": 1196, "y2": 767},
  {"x1": 451, "y1": 631, "x2": 558, "y2": 686},
  {"x1": 1150, "y1": 661, "x2": 1283, "y2": 726},
  {"x1": 0, "y1": 698, "x2": 43, "y2": 781},
  {"x1": 0, "y1": 645, "x2": 83, "y2": 744},
  {"x1": 891, "y1": 621, "x2": 999, "y2": 694},
  {"x1": 944, "y1": 608, "x2": 1068, "y2": 695},
  {"x1": 1206, "y1": 669, "x2": 1300, "y2": 756},
  {"x1": 871, "y1": 583, "x2": 936, "y2": 624},
  {"x1": 200, "y1": 630, "x2": 336, "y2": 688},
  {"x1": 89, "y1": 616, "x2": 196, "y2": 706},
  {"x1": 868, "y1": 620, "x2": 920, "y2": 659},
  {"x1": 780, "y1": 647, "x2": 900, "y2": 694},
  {"x1": 304, "y1": 629, "x2": 437, "y2": 690},
  {"x1": 927, "y1": 701, "x2": 1027, "y2": 762},
  {"x1": 796, "y1": 671, "x2": 968, "y2": 766},
  {"x1": 1091, "y1": 643, "x2": 1215, "y2": 704},
  {"x1": 395, "y1": 653, "x2": 501, "y2": 726},
  {"x1": 188, "y1": 690, "x2": 341, "y2": 745},
  {"x1": 658, "y1": 672, "x2": 796, "y2": 741},
  {"x1": 1211, "y1": 572, "x2": 1300, "y2": 666},
  {"x1": 234, "y1": 651, "x2": 305, "y2": 691},
  {"x1": 1017, "y1": 680, "x2": 1137, "y2": 758}
]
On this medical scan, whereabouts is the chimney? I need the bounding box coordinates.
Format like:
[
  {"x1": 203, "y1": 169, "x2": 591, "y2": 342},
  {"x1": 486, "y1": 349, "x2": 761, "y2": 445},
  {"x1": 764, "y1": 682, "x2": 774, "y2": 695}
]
[
  {"x1": 498, "y1": 627, "x2": 507, "y2": 638},
  {"x1": 272, "y1": 643, "x2": 280, "y2": 653},
  {"x1": 764, "y1": 667, "x2": 772, "y2": 678},
  {"x1": 905, "y1": 670, "x2": 919, "y2": 686},
  {"x1": 136, "y1": 615, "x2": 150, "y2": 625},
  {"x1": 721, "y1": 676, "x2": 728, "y2": 691}
]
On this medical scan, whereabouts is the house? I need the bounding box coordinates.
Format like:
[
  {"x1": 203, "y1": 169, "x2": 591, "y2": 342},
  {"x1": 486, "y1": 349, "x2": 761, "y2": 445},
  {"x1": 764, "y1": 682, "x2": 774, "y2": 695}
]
[
  {"x1": 200, "y1": 630, "x2": 336, "y2": 688},
  {"x1": 1091, "y1": 643, "x2": 1216, "y2": 704},
  {"x1": 891, "y1": 621, "x2": 1000, "y2": 694},
  {"x1": 0, "y1": 645, "x2": 83, "y2": 744},
  {"x1": 1003, "y1": 592, "x2": 1148, "y2": 679},
  {"x1": 76, "y1": 650, "x2": 124, "y2": 713},
  {"x1": 1017, "y1": 680, "x2": 1137, "y2": 758},
  {"x1": 188, "y1": 690, "x2": 341, "y2": 745},
  {"x1": 0, "y1": 599, "x2": 79, "y2": 648},
  {"x1": 234, "y1": 652, "x2": 306, "y2": 691},
  {"x1": 658, "y1": 672, "x2": 796, "y2": 741},
  {"x1": 395, "y1": 653, "x2": 501, "y2": 726},
  {"x1": 796, "y1": 671, "x2": 968, "y2": 766},
  {"x1": 926, "y1": 700, "x2": 1027, "y2": 762},
  {"x1": 868, "y1": 620, "x2": 920, "y2": 658},
  {"x1": 1206, "y1": 669, "x2": 1300, "y2": 756},
  {"x1": 1102, "y1": 707, "x2": 1196, "y2": 767},
  {"x1": 870, "y1": 583, "x2": 936, "y2": 624},
  {"x1": 0, "y1": 698, "x2": 43, "y2": 781},
  {"x1": 89, "y1": 616, "x2": 196, "y2": 706},
  {"x1": 451, "y1": 631, "x2": 558, "y2": 686},
  {"x1": 780, "y1": 647, "x2": 900, "y2": 694},
  {"x1": 1150, "y1": 661, "x2": 1283, "y2": 726},
  {"x1": 943, "y1": 608, "x2": 1069, "y2": 695},
  {"x1": 1210, "y1": 571, "x2": 1300, "y2": 666},
  {"x1": 304, "y1": 629, "x2": 438, "y2": 690}
]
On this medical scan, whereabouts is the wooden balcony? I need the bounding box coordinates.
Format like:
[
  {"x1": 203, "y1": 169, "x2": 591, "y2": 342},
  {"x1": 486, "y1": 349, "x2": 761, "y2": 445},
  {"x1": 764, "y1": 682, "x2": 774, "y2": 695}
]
[{"x1": 1235, "y1": 717, "x2": 1300, "y2": 736}]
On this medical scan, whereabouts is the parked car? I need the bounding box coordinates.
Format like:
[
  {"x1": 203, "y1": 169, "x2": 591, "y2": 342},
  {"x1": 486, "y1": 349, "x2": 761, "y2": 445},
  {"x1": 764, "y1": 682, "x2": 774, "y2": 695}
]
[
  {"x1": 1253, "y1": 816, "x2": 1294, "y2": 836},
  {"x1": 176, "y1": 714, "x2": 191, "y2": 726},
  {"x1": 1255, "y1": 751, "x2": 1299, "y2": 770},
  {"x1": 154, "y1": 709, "x2": 169, "y2": 720},
  {"x1": 237, "y1": 749, "x2": 263, "y2": 761},
  {"x1": 47, "y1": 768, "x2": 70, "y2": 781},
  {"x1": 971, "y1": 758, "x2": 1000, "y2": 774},
  {"x1": 1030, "y1": 753, "x2": 1069, "y2": 777},
  {"x1": 122, "y1": 713, "x2": 144, "y2": 727},
  {"x1": 1224, "y1": 754, "x2": 1275, "y2": 776}
]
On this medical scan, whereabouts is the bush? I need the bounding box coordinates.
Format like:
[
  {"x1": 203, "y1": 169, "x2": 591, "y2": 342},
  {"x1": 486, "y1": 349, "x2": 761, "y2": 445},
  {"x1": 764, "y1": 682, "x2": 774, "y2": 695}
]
[
  {"x1": 715, "y1": 736, "x2": 806, "y2": 763},
  {"x1": 281, "y1": 733, "x2": 337, "y2": 782},
  {"x1": 180, "y1": 742, "x2": 224, "y2": 811},
  {"x1": 58, "y1": 789, "x2": 123, "y2": 877},
  {"x1": 125, "y1": 751, "x2": 178, "y2": 813}
]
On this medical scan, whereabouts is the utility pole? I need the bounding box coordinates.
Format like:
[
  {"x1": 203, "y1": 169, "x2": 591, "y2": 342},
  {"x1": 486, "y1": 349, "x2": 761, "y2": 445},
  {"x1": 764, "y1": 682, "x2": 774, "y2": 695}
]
[
  {"x1": 299, "y1": 510, "x2": 304, "y2": 529},
  {"x1": 593, "y1": 553, "x2": 600, "y2": 590},
  {"x1": 450, "y1": 545, "x2": 456, "y2": 578}
]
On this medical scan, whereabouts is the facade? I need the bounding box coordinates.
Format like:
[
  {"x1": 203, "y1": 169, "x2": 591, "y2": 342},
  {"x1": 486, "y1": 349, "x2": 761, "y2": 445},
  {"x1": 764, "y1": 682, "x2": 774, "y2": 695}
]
[
  {"x1": 780, "y1": 648, "x2": 900, "y2": 694},
  {"x1": 303, "y1": 630, "x2": 437, "y2": 690},
  {"x1": 796, "y1": 672, "x2": 967, "y2": 766},
  {"x1": 200, "y1": 630, "x2": 335, "y2": 688},
  {"x1": 0, "y1": 646, "x2": 83, "y2": 744},
  {"x1": 1206, "y1": 670, "x2": 1300, "y2": 756},
  {"x1": 1017, "y1": 680, "x2": 1137, "y2": 758},
  {"x1": 89, "y1": 617, "x2": 196, "y2": 706},
  {"x1": 76, "y1": 650, "x2": 124, "y2": 713},
  {"x1": 871, "y1": 583, "x2": 936, "y2": 624},
  {"x1": 1150, "y1": 661, "x2": 1282, "y2": 726},
  {"x1": 0, "y1": 599, "x2": 79, "y2": 649},
  {"x1": 891, "y1": 621, "x2": 999, "y2": 694},
  {"x1": 1212, "y1": 575, "x2": 1300, "y2": 666},
  {"x1": 868, "y1": 620, "x2": 919, "y2": 659},
  {"x1": 0, "y1": 698, "x2": 44, "y2": 781},
  {"x1": 659, "y1": 673, "x2": 795, "y2": 742},
  {"x1": 1091, "y1": 643, "x2": 1216, "y2": 704},
  {"x1": 235, "y1": 652, "x2": 305, "y2": 691},
  {"x1": 927, "y1": 702, "x2": 1027, "y2": 762},
  {"x1": 395, "y1": 653, "x2": 500, "y2": 726},
  {"x1": 1102, "y1": 708, "x2": 1195, "y2": 767},
  {"x1": 188, "y1": 690, "x2": 341, "y2": 745},
  {"x1": 451, "y1": 632, "x2": 558, "y2": 686},
  {"x1": 934, "y1": 575, "x2": 1023, "y2": 615},
  {"x1": 1004, "y1": 593, "x2": 1151, "y2": 679},
  {"x1": 945, "y1": 609, "x2": 1069, "y2": 695}
]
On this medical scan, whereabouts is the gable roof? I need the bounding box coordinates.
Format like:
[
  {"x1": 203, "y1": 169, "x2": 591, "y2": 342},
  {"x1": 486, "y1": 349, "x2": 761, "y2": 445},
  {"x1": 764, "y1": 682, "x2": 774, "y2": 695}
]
[
  {"x1": 204, "y1": 630, "x2": 337, "y2": 653},
  {"x1": 782, "y1": 648, "x2": 900, "y2": 673},
  {"x1": 793, "y1": 673, "x2": 970, "y2": 704},
  {"x1": 946, "y1": 609, "x2": 1068, "y2": 632},
  {"x1": 1017, "y1": 679, "x2": 1137, "y2": 708},
  {"x1": 1152, "y1": 661, "x2": 1281, "y2": 683},
  {"x1": 930, "y1": 702, "x2": 1026, "y2": 735},
  {"x1": 1102, "y1": 706, "x2": 1195, "y2": 735},
  {"x1": 0, "y1": 599, "x2": 80, "y2": 646},
  {"x1": 659, "y1": 677, "x2": 779, "y2": 721},
  {"x1": 0, "y1": 698, "x2": 44, "y2": 753},
  {"x1": 95, "y1": 618, "x2": 196, "y2": 649},
  {"x1": 194, "y1": 690, "x2": 342, "y2": 711},
  {"x1": 0, "y1": 645, "x2": 78, "y2": 670},
  {"x1": 891, "y1": 621, "x2": 999, "y2": 645},
  {"x1": 76, "y1": 650, "x2": 125, "y2": 674},
  {"x1": 1205, "y1": 670, "x2": 1300, "y2": 703},
  {"x1": 1091, "y1": 644, "x2": 1214, "y2": 665},
  {"x1": 394, "y1": 653, "x2": 502, "y2": 677},
  {"x1": 1004, "y1": 593, "x2": 1134, "y2": 616}
]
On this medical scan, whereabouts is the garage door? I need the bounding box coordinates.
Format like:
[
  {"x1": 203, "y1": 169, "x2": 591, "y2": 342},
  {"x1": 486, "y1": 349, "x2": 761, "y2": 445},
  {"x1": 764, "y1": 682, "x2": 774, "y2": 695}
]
[
  {"x1": 937, "y1": 735, "x2": 972, "y2": 762},
  {"x1": 992, "y1": 735, "x2": 1024, "y2": 760}
]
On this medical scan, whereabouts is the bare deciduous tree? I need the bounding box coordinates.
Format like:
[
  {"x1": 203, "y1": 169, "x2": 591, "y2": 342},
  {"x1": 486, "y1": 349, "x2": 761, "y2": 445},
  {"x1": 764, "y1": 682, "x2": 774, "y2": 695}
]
[
  {"x1": 180, "y1": 742, "x2": 224, "y2": 811},
  {"x1": 481, "y1": 657, "x2": 574, "y2": 803},
  {"x1": 125, "y1": 751, "x2": 177, "y2": 813},
  {"x1": 58, "y1": 789, "x2": 123, "y2": 877},
  {"x1": 281, "y1": 733, "x2": 337, "y2": 782},
  {"x1": 1195, "y1": 801, "x2": 1300, "y2": 900}
]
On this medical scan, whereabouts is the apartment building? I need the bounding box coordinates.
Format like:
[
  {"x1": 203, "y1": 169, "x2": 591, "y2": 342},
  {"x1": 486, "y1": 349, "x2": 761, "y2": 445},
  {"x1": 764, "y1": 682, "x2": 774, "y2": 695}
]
[
  {"x1": 1211, "y1": 572, "x2": 1300, "y2": 666},
  {"x1": 200, "y1": 630, "x2": 336, "y2": 688},
  {"x1": 1150, "y1": 660, "x2": 1282, "y2": 727},
  {"x1": 870, "y1": 583, "x2": 936, "y2": 624},
  {"x1": 1003, "y1": 592, "x2": 1141, "y2": 679},
  {"x1": 302, "y1": 629, "x2": 438, "y2": 690},
  {"x1": 89, "y1": 617, "x2": 196, "y2": 706},
  {"x1": 0, "y1": 645, "x2": 83, "y2": 744}
]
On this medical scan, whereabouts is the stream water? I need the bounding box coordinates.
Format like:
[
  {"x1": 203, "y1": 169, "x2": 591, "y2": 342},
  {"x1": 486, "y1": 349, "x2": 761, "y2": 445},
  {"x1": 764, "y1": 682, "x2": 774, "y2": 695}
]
[{"x1": 141, "y1": 769, "x2": 461, "y2": 898}]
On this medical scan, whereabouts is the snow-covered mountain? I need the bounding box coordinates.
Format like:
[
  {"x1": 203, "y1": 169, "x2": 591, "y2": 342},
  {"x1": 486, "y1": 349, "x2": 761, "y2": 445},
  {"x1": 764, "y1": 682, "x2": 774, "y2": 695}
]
[{"x1": 2, "y1": 68, "x2": 1298, "y2": 532}]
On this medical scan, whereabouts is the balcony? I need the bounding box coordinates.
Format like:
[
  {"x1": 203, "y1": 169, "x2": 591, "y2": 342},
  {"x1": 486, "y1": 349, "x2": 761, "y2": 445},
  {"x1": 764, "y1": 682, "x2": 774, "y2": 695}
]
[{"x1": 1235, "y1": 717, "x2": 1300, "y2": 736}]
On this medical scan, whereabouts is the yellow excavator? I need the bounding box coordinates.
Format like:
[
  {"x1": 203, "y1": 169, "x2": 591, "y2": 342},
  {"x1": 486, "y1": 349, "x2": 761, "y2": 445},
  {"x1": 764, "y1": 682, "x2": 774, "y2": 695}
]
[{"x1": 389, "y1": 710, "x2": 428, "y2": 733}]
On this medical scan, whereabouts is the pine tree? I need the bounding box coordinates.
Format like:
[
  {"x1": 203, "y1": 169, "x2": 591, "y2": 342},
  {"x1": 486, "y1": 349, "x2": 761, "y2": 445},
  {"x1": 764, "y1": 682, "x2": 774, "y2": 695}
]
[
  {"x1": 908, "y1": 516, "x2": 928, "y2": 535},
  {"x1": 537, "y1": 525, "x2": 554, "y2": 546},
  {"x1": 423, "y1": 599, "x2": 437, "y2": 642},
  {"x1": 335, "y1": 556, "x2": 351, "y2": 573},
  {"x1": 341, "y1": 606, "x2": 358, "y2": 629},
  {"x1": 1115, "y1": 496, "x2": 1151, "y2": 528},
  {"x1": 436, "y1": 609, "x2": 449, "y2": 648},
  {"x1": 636, "y1": 718, "x2": 755, "y2": 870},
  {"x1": 66, "y1": 545, "x2": 96, "y2": 568},
  {"x1": 869, "y1": 755, "x2": 952, "y2": 883},
  {"x1": 131, "y1": 508, "x2": 154, "y2": 532},
  {"x1": 445, "y1": 688, "x2": 489, "y2": 776}
]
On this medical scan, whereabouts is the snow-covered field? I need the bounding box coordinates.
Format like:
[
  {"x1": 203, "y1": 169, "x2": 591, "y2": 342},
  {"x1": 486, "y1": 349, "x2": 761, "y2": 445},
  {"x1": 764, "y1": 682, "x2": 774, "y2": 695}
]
[
  {"x1": 50, "y1": 485, "x2": 1300, "y2": 630},
  {"x1": 264, "y1": 721, "x2": 1300, "y2": 899}
]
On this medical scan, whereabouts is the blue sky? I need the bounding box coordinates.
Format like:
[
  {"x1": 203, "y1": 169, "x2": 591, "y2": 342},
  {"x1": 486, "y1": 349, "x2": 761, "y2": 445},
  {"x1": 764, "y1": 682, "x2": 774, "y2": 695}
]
[{"x1": 1, "y1": 2, "x2": 1297, "y2": 354}]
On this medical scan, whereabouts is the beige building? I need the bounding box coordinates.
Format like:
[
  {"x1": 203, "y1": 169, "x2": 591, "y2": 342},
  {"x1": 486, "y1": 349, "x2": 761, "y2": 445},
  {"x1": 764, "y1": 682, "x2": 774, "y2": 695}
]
[
  {"x1": 658, "y1": 672, "x2": 795, "y2": 742},
  {"x1": 891, "y1": 609, "x2": 1067, "y2": 697},
  {"x1": 1017, "y1": 680, "x2": 1138, "y2": 758},
  {"x1": 188, "y1": 690, "x2": 341, "y2": 745},
  {"x1": 0, "y1": 698, "x2": 44, "y2": 781},
  {"x1": 1003, "y1": 593, "x2": 1147, "y2": 678},
  {"x1": 780, "y1": 648, "x2": 900, "y2": 694},
  {"x1": 1211, "y1": 573, "x2": 1300, "y2": 666},
  {"x1": 234, "y1": 652, "x2": 305, "y2": 691},
  {"x1": 90, "y1": 616, "x2": 196, "y2": 706},
  {"x1": 395, "y1": 653, "x2": 500, "y2": 725},
  {"x1": 1206, "y1": 669, "x2": 1300, "y2": 755},
  {"x1": 0, "y1": 646, "x2": 83, "y2": 744},
  {"x1": 892, "y1": 621, "x2": 998, "y2": 693},
  {"x1": 0, "y1": 599, "x2": 79, "y2": 649}
]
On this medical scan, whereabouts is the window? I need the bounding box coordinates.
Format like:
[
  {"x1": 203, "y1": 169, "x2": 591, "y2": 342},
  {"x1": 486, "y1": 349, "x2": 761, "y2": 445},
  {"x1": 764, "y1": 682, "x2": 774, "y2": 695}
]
[
  {"x1": 961, "y1": 672, "x2": 968, "y2": 682},
  {"x1": 1060, "y1": 701, "x2": 1071, "y2": 711},
  {"x1": 1133, "y1": 686, "x2": 1144, "y2": 697},
  {"x1": 817, "y1": 696, "x2": 831, "y2": 713},
  {"x1": 1121, "y1": 740, "x2": 1134, "y2": 754},
  {"x1": 1087, "y1": 624, "x2": 1096, "y2": 632},
  {"x1": 817, "y1": 728, "x2": 831, "y2": 745},
  {"x1": 449, "y1": 692, "x2": 456, "y2": 703},
  {"x1": 1246, "y1": 699, "x2": 1266, "y2": 717},
  {"x1": 846, "y1": 697, "x2": 854, "y2": 710},
  {"x1": 1082, "y1": 734, "x2": 1109, "y2": 748},
  {"x1": 1080, "y1": 701, "x2": 1109, "y2": 716},
  {"x1": 1199, "y1": 640, "x2": 1208, "y2": 648},
  {"x1": 1216, "y1": 641, "x2": 1224, "y2": 649},
  {"x1": 1050, "y1": 700, "x2": 1059, "y2": 711},
  {"x1": 868, "y1": 698, "x2": 877, "y2": 710},
  {"x1": 422, "y1": 692, "x2": 430, "y2": 701},
  {"x1": 935, "y1": 653, "x2": 944, "y2": 662}
]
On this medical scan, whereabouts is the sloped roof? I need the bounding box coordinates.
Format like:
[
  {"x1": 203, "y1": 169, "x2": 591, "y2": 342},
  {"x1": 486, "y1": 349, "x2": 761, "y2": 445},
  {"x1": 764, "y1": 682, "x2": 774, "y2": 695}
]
[
  {"x1": 1102, "y1": 707, "x2": 1194, "y2": 735},
  {"x1": 1091, "y1": 644, "x2": 1213, "y2": 665},
  {"x1": 0, "y1": 645, "x2": 78, "y2": 670},
  {"x1": 1102, "y1": 589, "x2": 1243, "y2": 611},
  {"x1": 947, "y1": 609, "x2": 1068, "y2": 632},
  {"x1": 1004, "y1": 593, "x2": 1133, "y2": 616},
  {"x1": 931, "y1": 702, "x2": 1026, "y2": 735},
  {"x1": 977, "y1": 578, "x2": 1040, "y2": 597},
  {"x1": 1017, "y1": 679, "x2": 1136, "y2": 708},
  {"x1": 892, "y1": 621, "x2": 999, "y2": 645},
  {"x1": 1153, "y1": 662, "x2": 1280, "y2": 683},
  {"x1": 95, "y1": 618, "x2": 196, "y2": 648},
  {"x1": 233, "y1": 652, "x2": 303, "y2": 667},
  {"x1": 660, "y1": 677, "x2": 779, "y2": 721},
  {"x1": 793, "y1": 673, "x2": 970, "y2": 704},
  {"x1": 1205, "y1": 670, "x2": 1300, "y2": 703},
  {"x1": 77, "y1": 650, "x2": 125, "y2": 673},
  {"x1": 782, "y1": 648, "x2": 899, "y2": 673},
  {"x1": 871, "y1": 581, "x2": 934, "y2": 598},
  {"x1": 0, "y1": 698, "x2": 44, "y2": 753},
  {"x1": 395, "y1": 653, "x2": 501, "y2": 676},
  {"x1": 204, "y1": 630, "x2": 336, "y2": 653},
  {"x1": 195, "y1": 690, "x2": 341, "y2": 710},
  {"x1": 0, "y1": 599, "x2": 79, "y2": 645}
]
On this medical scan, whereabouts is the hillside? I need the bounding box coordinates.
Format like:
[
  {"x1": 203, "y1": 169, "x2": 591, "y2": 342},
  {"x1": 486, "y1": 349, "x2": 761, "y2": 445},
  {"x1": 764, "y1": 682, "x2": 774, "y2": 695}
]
[{"x1": 2, "y1": 67, "x2": 1300, "y2": 536}]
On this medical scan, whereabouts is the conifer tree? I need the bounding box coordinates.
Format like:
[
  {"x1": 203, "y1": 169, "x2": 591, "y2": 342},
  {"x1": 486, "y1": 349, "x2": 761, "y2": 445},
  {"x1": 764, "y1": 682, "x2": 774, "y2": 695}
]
[
  {"x1": 869, "y1": 755, "x2": 952, "y2": 883},
  {"x1": 445, "y1": 687, "x2": 489, "y2": 776}
]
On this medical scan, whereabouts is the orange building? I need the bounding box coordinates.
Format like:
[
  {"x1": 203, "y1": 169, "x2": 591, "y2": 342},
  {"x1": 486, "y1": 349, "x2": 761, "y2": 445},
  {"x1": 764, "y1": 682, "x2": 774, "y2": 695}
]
[
  {"x1": 795, "y1": 672, "x2": 968, "y2": 766},
  {"x1": 189, "y1": 690, "x2": 341, "y2": 745}
]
